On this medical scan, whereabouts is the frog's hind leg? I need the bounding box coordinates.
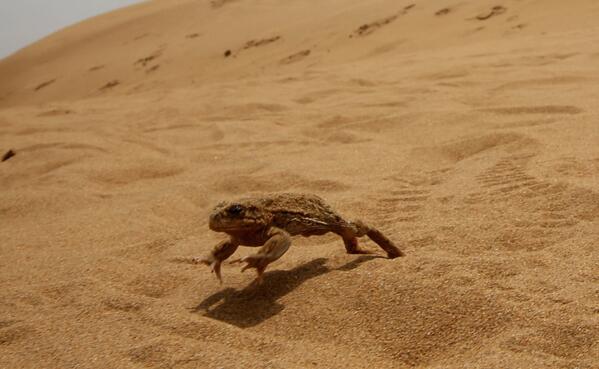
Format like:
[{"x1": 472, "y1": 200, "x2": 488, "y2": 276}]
[
  {"x1": 338, "y1": 227, "x2": 372, "y2": 256},
  {"x1": 341, "y1": 220, "x2": 404, "y2": 259},
  {"x1": 230, "y1": 227, "x2": 291, "y2": 284}
]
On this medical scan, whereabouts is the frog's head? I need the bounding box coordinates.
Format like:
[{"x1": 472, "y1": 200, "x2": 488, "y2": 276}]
[{"x1": 209, "y1": 200, "x2": 270, "y2": 233}]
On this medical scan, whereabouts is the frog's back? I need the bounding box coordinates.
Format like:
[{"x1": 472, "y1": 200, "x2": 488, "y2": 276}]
[{"x1": 249, "y1": 193, "x2": 346, "y2": 234}]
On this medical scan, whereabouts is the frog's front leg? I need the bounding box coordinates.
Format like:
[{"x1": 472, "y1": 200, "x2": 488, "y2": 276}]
[
  {"x1": 194, "y1": 238, "x2": 239, "y2": 283},
  {"x1": 231, "y1": 227, "x2": 291, "y2": 284}
]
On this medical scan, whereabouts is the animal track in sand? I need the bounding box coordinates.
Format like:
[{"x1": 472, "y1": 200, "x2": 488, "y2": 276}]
[
  {"x1": 550, "y1": 157, "x2": 599, "y2": 178},
  {"x1": 351, "y1": 14, "x2": 398, "y2": 37},
  {"x1": 239, "y1": 36, "x2": 281, "y2": 53},
  {"x1": 135, "y1": 50, "x2": 163, "y2": 73},
  {"x1": 133, "y1": 33, "x2": 150, "y2": 41},
  {"x1": 467, "y1": 154, "x2": 599, "y2": 250},
  {"x1": 476, "y1": 155, "x2": 543, "y2": 196},
  {"x1": 135, "y1": 52, "x2": 161, "y2": 67},
  {"x1": 350, "y1": 4, "x2": 415, "y2": 37},
  {"x1": 146, "y1": 65, "x2": 160, "y2": 73},
  {"x1": 474, "y1": 6, "x2": 507, "y2": 21},
  {"x1": 99, "y1": 80, "x2": 120, "y2": 91},
  {"x1": 435, "y1": 8, "x2": 451, "y2": 16},
  {"x1": 376, "y1": 169, "x2": 450, "y2": 229},
  {"x1": 37, "y1": 108, "x2": 73, "y2": 117},
  {"x1": 34, "y1": 79, "x2": 56, "y2": 91},
  {"x1": 279, "y1": 49, "x2": 311, "y2": 64}
]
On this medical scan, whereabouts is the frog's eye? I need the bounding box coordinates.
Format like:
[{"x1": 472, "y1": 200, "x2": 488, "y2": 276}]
[{"x1": 227, "y1": 204, "x2": 244, "y2": 216}]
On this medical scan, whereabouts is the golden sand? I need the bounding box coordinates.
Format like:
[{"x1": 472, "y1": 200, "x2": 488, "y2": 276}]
[{"x1": 1, "y1": 0, "x2": 598, "y2": 367}]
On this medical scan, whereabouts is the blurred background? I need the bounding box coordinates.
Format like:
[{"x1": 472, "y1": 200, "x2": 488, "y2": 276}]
[{"x1": 0, "y1": 0, "x2": 143, "y2": 58}]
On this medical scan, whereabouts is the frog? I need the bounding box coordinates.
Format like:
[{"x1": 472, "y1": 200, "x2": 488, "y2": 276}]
[{"x1": 195, "y1": 193, "x2": 404, "y2": 283}]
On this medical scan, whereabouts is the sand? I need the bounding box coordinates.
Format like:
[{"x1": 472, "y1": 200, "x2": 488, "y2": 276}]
[{"x1": 1, "y1": 0, "x2": 598, "y2": 368}]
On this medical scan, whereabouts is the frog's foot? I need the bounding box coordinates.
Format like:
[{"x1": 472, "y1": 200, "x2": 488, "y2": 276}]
[
  {"x1": 230, "y1": 226, "x2": 292, "y2": 284},
  {"x1": 230, "y1": 256, "x2": 269, "y2": 284},
  {"x1": 193, "y1": 256, "x2": 224, "y2": 283},
  {"x1": 194, "y1": 239, "x2": 239, "y2": 283}
]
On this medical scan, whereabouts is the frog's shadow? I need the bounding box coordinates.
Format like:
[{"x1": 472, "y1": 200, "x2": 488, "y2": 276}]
[{"x1": 192, "y1": 255, "x2": 380, "y2": 328}]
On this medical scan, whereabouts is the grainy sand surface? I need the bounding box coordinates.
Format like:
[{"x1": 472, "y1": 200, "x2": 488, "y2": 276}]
[{"x1": 1, "y1": 0, "x2": 598, "y2": 368}]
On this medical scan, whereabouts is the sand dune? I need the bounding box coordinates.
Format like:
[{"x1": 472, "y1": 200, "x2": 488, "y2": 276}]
[{"x1": 1, "y1": 0, "x2": 598, "y2": 368}]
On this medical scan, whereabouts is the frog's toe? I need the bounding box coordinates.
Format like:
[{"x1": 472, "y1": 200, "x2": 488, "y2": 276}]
[{"x1": 211, "y1": 261, "x2": 223, "y2": 283}]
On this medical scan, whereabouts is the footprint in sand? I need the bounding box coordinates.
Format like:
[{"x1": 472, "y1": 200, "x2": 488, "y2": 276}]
[
  {"x1": 279, "y1": 49, "x2": 311, "y2": 65},
  {"x1": 146, "y1": 65, "x2": 160, "y2": 73},
  {"x1": 468, "y1": 153, "x2": 599, "y2": 250},
  {"x1": 37, "y1": 108, "x2": 73, "y2": 117},
  {"x1": 88, "y1": 65, "x2": 105, "y2": 72},
  {"x1": 99, "y1": 80, "x2": 120, "y2": 91},
  {"x1": 227, "y1": 36, "x2": 281, "y2": 57},
  {"x1": 474, "y1": 6, "x2": 507, "y2": 21},
  {"x1": 350, "y1": 4, "x2": 415, "y2": 37},
  {"x1": 551, "y1": 157, "x2": 599, "y2": 178},
  {"x1": 242, "y1": 36, "x2": 281, "y2": 50},
  {"x1": 435, "y1": 8, "x2": 451, "y2": 16},
  {"x1": 133, "y1": 33, "x2": 150, "y2": 41},
  {"x1": 134, "y1": 50, "x2": 162, "y2": 73},
  {"x1": 34, "y1": 79, "x2": 56, "y2": 91},
  {"x1": 375, "y1": 169, "x2": 450, "y2": 230}
]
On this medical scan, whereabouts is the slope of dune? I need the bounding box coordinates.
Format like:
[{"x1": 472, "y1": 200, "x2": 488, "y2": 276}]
[{"x1": 1, "y1": 0, "x2": 598, "y2": 368}]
